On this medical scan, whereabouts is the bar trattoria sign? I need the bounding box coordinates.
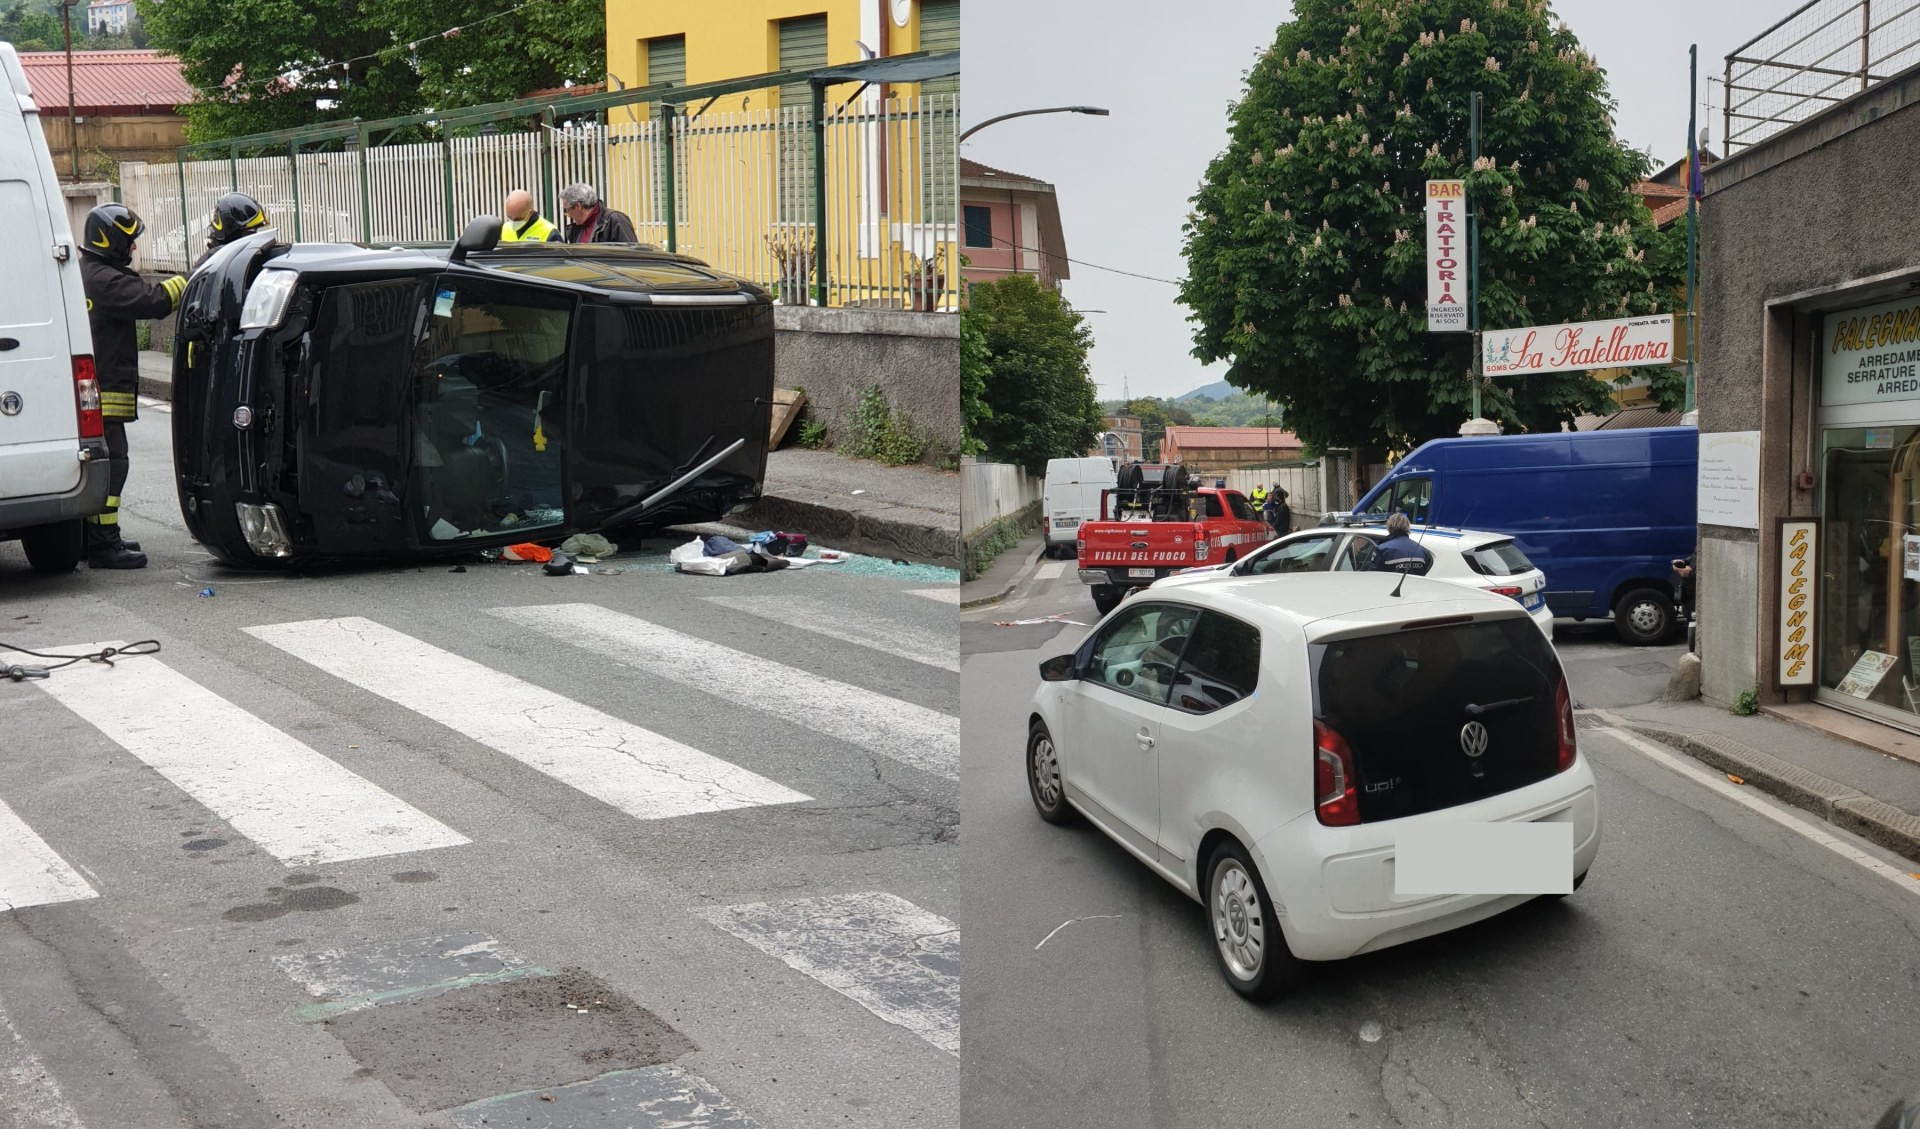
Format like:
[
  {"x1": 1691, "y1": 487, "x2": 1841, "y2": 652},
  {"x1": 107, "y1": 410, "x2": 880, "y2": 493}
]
[
  {"x1": 1820, "y1": 297, "x2": 1920, "y2": 406},
  {"x1": 1481, "y1": 315, "x2": 1676, "y2": 377},
  {"x1": 1425, "y1": 180, "x2": 1467, "y2": 332}
]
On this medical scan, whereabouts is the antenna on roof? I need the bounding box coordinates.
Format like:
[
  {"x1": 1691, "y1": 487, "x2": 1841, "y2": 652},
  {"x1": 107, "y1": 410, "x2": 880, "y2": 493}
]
[{"x1": 1390, "y1": 567, "x2": 1409, "y2": 598}]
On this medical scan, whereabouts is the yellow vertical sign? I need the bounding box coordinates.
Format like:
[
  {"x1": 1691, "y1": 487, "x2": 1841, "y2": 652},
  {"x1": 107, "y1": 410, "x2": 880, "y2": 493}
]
[{"x1": 1777, "y1": 520, "x2": 1818, "y2": 686}]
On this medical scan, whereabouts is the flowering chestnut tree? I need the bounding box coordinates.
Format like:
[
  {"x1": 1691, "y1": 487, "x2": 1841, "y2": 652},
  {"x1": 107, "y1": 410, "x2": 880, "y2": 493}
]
[{"x1": 1179, "y1": 0, "x2": 1685, "y2": 454}]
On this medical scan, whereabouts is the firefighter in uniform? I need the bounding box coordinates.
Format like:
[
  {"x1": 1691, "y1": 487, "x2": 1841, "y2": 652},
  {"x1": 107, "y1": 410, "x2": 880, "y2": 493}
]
[
  {"x1": 193, "y1": 192, "x2": 269, "y2": 269},
  {"x1": 498, "y1": 189, "x2": 559, "y2": 242},
  {"x1": 79, "y1": 204, "x2": 186, "y2": 570},
  {"x1": 1250, "y1": 483, "x2": 1268, "y2": 509}
]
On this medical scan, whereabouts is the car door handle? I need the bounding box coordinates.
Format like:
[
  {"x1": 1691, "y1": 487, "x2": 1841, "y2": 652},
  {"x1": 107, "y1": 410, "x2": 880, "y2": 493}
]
[
  {"x1": 1136, "y1": 729, "x2": 1155, "y2": 749},
  {"x1": 0, "y1": 338, "x2": 18, "y2": 351}
]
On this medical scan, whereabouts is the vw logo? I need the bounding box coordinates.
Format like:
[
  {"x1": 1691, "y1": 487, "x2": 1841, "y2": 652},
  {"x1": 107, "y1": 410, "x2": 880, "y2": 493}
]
[
  {"x1": 0, "y1": 391, "x2": 20, "y2": 416},
  {"x1": 1459, "y1": 720, "x2": 1490, "y2": 758}
]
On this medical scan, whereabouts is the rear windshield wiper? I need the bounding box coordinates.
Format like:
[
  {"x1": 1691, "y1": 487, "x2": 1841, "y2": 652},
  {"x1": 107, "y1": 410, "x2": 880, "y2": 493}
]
[{"x1": 1464, "y1": 696, "x2": 1533, "y2": 717}]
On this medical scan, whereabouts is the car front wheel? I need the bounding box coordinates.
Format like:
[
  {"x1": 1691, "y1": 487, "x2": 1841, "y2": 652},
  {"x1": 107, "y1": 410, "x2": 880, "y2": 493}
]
[
  {"x1": 1026, "y1": 720, "x2": 1072, "y2": 824},
  {"x1": 1613, "y1": 586, "x2": 1675, "y2": 646},
  {"x1": 1206, "y1": 841, "x2": 1297, "y2": 1002}
]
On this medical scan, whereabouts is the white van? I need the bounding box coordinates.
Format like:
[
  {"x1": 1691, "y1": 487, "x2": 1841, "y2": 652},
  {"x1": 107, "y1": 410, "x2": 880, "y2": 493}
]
[
  {"x1": 0, "y1": 42, "x2": 107, "y2": 573},
  {"x1": 1042, "y1": 456, "x2": 1117, "y2": 559}
]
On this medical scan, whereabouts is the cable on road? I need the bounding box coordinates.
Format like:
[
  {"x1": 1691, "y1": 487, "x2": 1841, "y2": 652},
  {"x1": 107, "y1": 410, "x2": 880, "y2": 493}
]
[{"x1": 2, "y1": 640, "x2": 161, "y2": 683}]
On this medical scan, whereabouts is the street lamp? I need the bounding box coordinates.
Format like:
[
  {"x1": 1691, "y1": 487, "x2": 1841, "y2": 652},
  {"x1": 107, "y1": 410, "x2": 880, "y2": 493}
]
[
  {"x1": 61, "y1": 0, "x2": 81, "y2": 179},
  {"x1": 959, "y1": 105, "x2": 1108, "y2": 144}
]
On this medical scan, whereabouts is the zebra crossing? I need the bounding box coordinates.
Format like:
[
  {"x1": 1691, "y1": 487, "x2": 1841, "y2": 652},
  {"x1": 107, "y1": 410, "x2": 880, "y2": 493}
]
[{"x1": 0, "y1": 591, "x2": 958, "y2": 1123}]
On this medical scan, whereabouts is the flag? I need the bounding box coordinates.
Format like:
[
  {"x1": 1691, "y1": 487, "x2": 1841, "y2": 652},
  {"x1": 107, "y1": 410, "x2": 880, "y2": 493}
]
[{"x1": 1687, "y1": 131, "x2": 1704, "y2": 200}]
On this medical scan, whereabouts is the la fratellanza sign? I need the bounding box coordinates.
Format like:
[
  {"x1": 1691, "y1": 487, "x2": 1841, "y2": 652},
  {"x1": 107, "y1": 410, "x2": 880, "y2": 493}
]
[{"x1": 1480, "y1": 315, "x2": 1676, "y2": 377}]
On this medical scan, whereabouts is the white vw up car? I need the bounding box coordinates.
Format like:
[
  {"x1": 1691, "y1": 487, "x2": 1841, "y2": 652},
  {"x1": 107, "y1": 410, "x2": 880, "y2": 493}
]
[
  {"x1": 1025, "y1": 573, "x2": 1600, "y2": 1001},
  {"x1": 0, "y1": 42, "x2": 108, "y2": 572}
]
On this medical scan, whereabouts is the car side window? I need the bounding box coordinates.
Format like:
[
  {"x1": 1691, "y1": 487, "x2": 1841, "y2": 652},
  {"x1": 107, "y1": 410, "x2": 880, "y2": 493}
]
[
  {"x1": 1393, "y1": 477, "x2": 1433, "y2": 524},
  {"x1": 1246, "y1": 534, "x2": 1337, "y2": 575},
  {"x1": 1203, "y1": 494, "x2": 1225, "y2": 519},
  {"x1": 1335, "y1": 536, "x2": 1379, "y2": 572},
  {"x1": 1170, "y1": 612, "x2": 1262, "y2": 714},
  {"x1": 1084, "y1": 603, "x2": 1201, "y2": 706},
  {"x1": 1226, "y1": 494, "x2": 1256, "y2": 521}
]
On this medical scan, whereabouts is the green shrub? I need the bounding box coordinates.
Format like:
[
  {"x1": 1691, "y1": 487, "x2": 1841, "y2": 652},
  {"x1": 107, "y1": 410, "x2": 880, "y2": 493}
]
[
  {"x1": 1731, "y1": 686, "x2": 1760, "y2": 716},
  {"x1": 845, "y1": 383, "x2": 930, "y2": 466}
]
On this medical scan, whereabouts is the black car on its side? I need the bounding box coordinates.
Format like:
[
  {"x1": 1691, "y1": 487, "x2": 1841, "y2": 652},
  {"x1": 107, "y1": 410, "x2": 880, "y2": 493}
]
[{"x1": 172, "y1": 220, "x2": 774, "y2": 568}]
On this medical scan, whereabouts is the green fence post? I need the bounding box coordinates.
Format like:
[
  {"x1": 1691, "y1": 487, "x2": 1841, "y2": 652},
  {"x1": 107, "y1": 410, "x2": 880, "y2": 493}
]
[
  {"x1": 539, "y1": 107, "x2": 557, "y2": 222},
  {"x1": 811, "y1": 81, "x2": 826, "y2": 307},
  {"x1": 176, "y1": 153, "x2": 190, "y2": 268},
  {"x1": 661, "y1": 102, "x2": 677, "y2": 253},
  {"x1": 357, "y1": 119, "x2": 372, "y2": 244},
  {"x1": 286, "y1": 141, "x2": 302, "y2": 241},
  {"x1": 441, "y1": 135, "x2": 456, "y2": 239}
]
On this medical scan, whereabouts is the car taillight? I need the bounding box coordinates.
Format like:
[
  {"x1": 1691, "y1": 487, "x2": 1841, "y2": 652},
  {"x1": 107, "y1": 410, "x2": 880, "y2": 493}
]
[
  {"x1": 1043, "y1": 516, "x2": 1052, "y2": 534},
  {"x1": 1195, "y1": 539, "x2": 1210, "y2": 560},
  {"x1": 72, "y1": 355, "x2": 103, "y2": 439},
  {"x1": 1555, "y1": 677, "x2": 1577, "y2": 772},
  {"x1": 1313, "y1": 719, "x2": 1359, "y2": 826},
  {"x1": 1490, "y1": 585, "x2": 1524, "y2": 600}
]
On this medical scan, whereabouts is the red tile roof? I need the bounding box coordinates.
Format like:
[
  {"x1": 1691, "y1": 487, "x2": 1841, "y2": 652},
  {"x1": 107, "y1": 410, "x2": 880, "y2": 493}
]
[
  {"x1": 960, "y1": 158, "x2": 1054, "y2": 188},
  {"x1": 16, "y1": 50, "x2": 193, "y2": 115},
  {"x1": 1650, "y1": 197, "x2": 1691, "y2": 227},
  {"x1": 1163, "y1": 425, "x2": 1303, "y2": 450}
]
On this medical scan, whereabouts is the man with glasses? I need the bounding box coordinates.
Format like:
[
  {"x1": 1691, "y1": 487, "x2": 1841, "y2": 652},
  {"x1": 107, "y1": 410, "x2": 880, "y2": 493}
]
[{"x1": 558, "y1": 183, "x2": 638, "y2": 244}]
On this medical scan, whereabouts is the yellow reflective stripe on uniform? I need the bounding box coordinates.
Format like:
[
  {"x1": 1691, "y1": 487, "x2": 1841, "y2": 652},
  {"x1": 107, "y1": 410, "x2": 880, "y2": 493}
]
[
  {"x1": 89, "y1": 495, "x2": 121, "y2": 525},
  {"x1": 100, "y1": 392, "x2": 137, "y2": 407},
  {"x1": 162, "y1": 275, "x2": 187, "y2": 309}
]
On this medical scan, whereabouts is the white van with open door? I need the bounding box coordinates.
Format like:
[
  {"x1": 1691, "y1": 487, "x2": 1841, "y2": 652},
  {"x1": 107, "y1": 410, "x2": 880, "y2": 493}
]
[
  {"x1": 0, "y1": 42, "x2": 108, "y2": 573},
  {"x1": 1043, "y1": 456, "x2": 1117, "y2": 559}
]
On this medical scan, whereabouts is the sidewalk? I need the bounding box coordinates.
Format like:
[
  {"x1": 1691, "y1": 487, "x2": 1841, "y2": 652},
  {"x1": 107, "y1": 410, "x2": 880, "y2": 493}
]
[
  {"x1": 959, "y1": 531, "x2": 1045, "y2": 609},
  {"x1": 136, "y1": 352, "x2": 960, "y2": 569},
  {"x1": 1600, "y1": 697, "x2": 1920, "y2": 865}
]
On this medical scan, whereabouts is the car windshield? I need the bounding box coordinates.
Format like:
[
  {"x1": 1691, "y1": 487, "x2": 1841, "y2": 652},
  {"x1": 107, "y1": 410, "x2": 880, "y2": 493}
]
[{"x1": 1466, "y1": 540, "x2": 1536, "y2": 576}]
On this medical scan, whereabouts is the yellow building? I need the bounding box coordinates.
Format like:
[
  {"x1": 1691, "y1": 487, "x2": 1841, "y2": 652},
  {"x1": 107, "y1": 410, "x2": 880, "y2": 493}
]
[{"x1": 602, "y1": 1, "x2": 960, "y2": 308}]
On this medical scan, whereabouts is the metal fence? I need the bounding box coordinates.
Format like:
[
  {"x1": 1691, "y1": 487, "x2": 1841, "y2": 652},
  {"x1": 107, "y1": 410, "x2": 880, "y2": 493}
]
[
  {"x1": 1724, "y1": 0, "x2": 1920, "y2": 151},
  {"x1": 120, "y1": 93, "x2": 960, "y2": 310}
]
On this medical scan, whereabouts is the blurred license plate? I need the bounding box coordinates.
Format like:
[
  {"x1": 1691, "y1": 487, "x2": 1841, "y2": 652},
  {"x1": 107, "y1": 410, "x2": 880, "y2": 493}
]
[
  {"x1": 1128, "y1": 568, "x2": 1156, "y2": 579},
  {"x1": 1524, "y1": 593, "x2": 1544, "y2": 610},
  {"x1": 1055, "y1": 517, "x2": 1079, "y2": 528}
]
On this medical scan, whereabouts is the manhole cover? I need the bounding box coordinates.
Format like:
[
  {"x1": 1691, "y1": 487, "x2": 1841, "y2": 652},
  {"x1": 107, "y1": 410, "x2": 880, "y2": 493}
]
[{"x1": 1619, "y1": 661, "x2": 1673, "y2": 676}]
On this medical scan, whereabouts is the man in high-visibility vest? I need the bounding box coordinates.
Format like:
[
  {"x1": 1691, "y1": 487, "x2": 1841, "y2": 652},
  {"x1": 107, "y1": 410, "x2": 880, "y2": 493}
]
[
  {"x1": 79, "y1": 204, "x2": 185, "y2": 569},
  {"x1": 499, "y1": 190, "x2": 560, "y2": 243},
  {"x1": 1250, "y1": 483, "x2": 1269, "y2": 509}
]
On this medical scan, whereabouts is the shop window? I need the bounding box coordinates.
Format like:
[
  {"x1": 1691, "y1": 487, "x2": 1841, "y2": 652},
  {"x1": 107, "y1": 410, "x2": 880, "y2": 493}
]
[{"x1": 1819, "y1": 427, "x2": 1920, "y2": 715}]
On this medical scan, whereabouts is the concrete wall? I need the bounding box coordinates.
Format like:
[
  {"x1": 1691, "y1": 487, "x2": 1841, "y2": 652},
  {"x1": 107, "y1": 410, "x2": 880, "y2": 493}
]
[
  {"x1": 42, "y1": 114, "x2": 187, "y2": 176},
  {"x1": 775, "y1": 305, "x2": 959, "y2": 466},
  {"x1": 1696, "y1": 61, "x2": 1920, "y2": 706},
  {"x1": 961, "y1": 459, "x2": 1041, "y2": 538}
]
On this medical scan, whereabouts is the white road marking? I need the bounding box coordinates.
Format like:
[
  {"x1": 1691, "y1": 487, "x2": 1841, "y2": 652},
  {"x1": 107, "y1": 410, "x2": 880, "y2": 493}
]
[
  {"x1": 697, "y1": 891, "x2": 959, "y2": 1054},
  {"x1": 1591, "y1": 721, "x2": 1920, "y2": 896},
  {"x1": 451, "y1": 1065, "x2": 764, "y2": 1127},
  {"x1": 1034, "y1": 914, "x2": 1125, "y2": 950},
  {"x1": 136, "y1": 396, "x2": 170, "y2": 412},
  {"x1": 0, "y1": 989, "x2": 86, "y2": 1128},
  {"x1": 245, "y1": 617, "x2": 810, "y2": 821},
  {"x1": 908, "y1": 587, "x2": 959, "y2": 605},
  {"x1": 0, "y1": 798, "x2": 97, "y2": 913},
  {"x1": 1034, "y1": 561, "x2": 1068, "y2": 582},
  {"x1": 699, "y1": 593, "x2": 958, "y2": 673},
  {"x1": 492, "y1": 604, "x2": 959, "y2": 781},
  {"x1": 33, "y1": 644, "x2": 468, "y2": 867}
]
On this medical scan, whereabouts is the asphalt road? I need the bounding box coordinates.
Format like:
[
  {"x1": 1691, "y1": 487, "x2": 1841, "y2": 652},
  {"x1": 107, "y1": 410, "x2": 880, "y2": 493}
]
[
  {"x1": 961, "y1": 562, "x2": 1920, "y2": 1129},
  {"x1": 0, "y1": 405, "x2": 960, "y2": 1129}
]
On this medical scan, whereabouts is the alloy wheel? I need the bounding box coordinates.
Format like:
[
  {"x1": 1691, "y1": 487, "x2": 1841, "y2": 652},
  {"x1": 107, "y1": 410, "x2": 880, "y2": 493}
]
[{"x1": 1212, "y1": 859, "x2": 1266, "y2": 981}]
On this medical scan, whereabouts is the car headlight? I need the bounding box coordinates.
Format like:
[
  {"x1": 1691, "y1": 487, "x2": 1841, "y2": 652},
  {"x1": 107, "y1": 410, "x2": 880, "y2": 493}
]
[
  {"x1": 239, "y1": 269, "x2": 299, "y2": 330},
  {"x1": 235, "y1": 501, "x2": 293, "y2": 558}
]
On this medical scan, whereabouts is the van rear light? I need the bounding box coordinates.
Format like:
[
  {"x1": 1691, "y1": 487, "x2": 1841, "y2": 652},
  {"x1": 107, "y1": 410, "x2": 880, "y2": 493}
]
[
  {"x1": 1043, "y1": 516, "x2": 1052, "y2": 535},
  {"x1": 72, "y1": 355, "x2": 103, "y2": 439},
  {"x1": 1555, "y1": 677, "x2": 1577, "y2": 772},
  {"x1": 1313, "y1": 719, "x2": 1360, "y2": 826},
  {"x1": 1490, "y1": 585, "x2": 1524, "y2": 600}
]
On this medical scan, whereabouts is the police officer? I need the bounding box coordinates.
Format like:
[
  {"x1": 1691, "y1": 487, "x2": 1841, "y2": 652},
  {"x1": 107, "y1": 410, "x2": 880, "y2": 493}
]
[
  {"x1": 79, "y1": 204, "x2": 185, "y2": 569},
  {"x1": 194, "y1": 192, "x2": 268, "y2": 269},
  {"x1": 1371, "y1": 512, "x2": 1433, "y2": 575},
  {"x1": 499, "y1": 189, "x2": 559, "y2": 243}
]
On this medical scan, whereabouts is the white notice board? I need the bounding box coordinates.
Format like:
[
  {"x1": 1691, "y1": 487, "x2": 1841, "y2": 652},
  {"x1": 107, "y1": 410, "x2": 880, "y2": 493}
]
[{"x1": 1698, "y1": 431, "x2": 1760, "y2": 529}]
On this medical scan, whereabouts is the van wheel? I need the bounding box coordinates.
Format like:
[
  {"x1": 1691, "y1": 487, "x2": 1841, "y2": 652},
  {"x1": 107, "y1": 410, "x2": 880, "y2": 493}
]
[
  {"x1": 1092, "y1": 585, "x2": 1121, "y2": 616},
  {"x1": 19, "y1": 520, "x2": 84, "y2": 573},
  {"x1": 1614, "y1": 587, "x2": 1674, "y2": 646},
  {"x1": 1205, "y1": 841, "x2": 1298, "y2": 1003},
  {"x1": 1027, "y1": 720, "x2": 1073, "y2": 825}
]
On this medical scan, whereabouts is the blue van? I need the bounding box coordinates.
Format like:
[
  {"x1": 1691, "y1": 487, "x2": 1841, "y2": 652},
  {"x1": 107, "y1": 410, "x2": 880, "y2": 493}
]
[{"x1": 1347, "y1": 426, "x2": 1698, "y2": 644}]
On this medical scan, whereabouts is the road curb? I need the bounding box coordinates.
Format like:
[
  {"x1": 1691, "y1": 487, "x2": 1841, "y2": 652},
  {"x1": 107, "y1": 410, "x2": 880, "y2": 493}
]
[
  {"x1": 1606, "y1": 716, "x2": 1920, "y2": 865},
  {"x1": 960, "y1": 541, "x2": 1046, "y2": 609},
  {"x1": 134, "y1": 353, "x2": 961, "y2": 570}
]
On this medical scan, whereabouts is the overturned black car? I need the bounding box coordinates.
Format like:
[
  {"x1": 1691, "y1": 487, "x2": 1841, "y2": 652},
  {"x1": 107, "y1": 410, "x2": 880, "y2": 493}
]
[{"x1": 172, "y1": 220, "x2": 774, "y2": 568}]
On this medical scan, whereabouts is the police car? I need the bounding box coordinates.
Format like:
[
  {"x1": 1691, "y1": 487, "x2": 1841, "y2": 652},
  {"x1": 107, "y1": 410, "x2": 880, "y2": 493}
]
[{"x1": 1148, "y1": 520, "x2": 1555, "y2": 639}]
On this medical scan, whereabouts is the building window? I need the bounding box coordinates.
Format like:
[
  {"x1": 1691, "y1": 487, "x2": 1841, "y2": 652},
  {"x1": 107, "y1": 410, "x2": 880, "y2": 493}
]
[{"x1": 963, "y1": 205, "x2": 993, "y2": 249}]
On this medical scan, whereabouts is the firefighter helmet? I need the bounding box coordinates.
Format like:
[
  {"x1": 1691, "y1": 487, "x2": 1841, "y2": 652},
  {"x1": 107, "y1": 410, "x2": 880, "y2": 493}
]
[{"x1": 81, "y1": 203, "x2": 144, "y2": 264}]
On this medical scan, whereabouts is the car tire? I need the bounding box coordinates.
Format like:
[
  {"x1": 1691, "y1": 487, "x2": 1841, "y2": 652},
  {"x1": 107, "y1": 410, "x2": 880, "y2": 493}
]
[
  {"x1": 1544, "y1": 869, "x2": 1590, "y2": 900},
  {"x1": 1205, "y1": 840, "x2": 1298, "y2": 1002},
  {"x1": 1613, "y1": 586, "x2": 1674, "y2": 646},
  {"x1": 19, "y1": 520, "x2": 84, "y2": 573},
  {"x1": 1091, "y1": 585, "x2": 1121, "y2": 616},
  {"x1": 1026, "y1": 720, "x2": 1073, "y2": 825}
]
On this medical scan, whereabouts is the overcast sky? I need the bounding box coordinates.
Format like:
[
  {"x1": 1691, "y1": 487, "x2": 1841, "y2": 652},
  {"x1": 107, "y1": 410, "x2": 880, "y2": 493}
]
[{"x1": 960, "y1": 0, "x2": 1793, "y2": 402}]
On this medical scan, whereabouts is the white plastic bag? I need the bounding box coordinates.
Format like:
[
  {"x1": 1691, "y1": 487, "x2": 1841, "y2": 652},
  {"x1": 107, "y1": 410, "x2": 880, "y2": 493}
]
[
  {"x1": 676, "y1": 556, "x2": 736, "y2": 576},
  {"x1": 668, "y1": 537, "x2": 707, "y2": 565}
]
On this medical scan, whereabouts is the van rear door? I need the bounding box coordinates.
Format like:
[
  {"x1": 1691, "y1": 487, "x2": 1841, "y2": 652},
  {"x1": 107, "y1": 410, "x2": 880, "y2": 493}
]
[{"x1": 0, "y1": 45, "x2": 88, "y2": 502}]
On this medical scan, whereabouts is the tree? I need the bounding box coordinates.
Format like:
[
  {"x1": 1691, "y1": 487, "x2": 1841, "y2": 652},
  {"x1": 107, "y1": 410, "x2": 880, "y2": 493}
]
[
  {"x1": 139, "y1": 0, "x2": 604, "y2": 142},
  {"x1": 1, "y1": 1, "x2": 63, "y2": 51},
  {"x1": 1120, "y1": 397, "x2": 1194, "y2": 461},
  {"x1": 969, "y1": 274, "x2": 1102, "y2": 474},
  {"x1": 960, "y1": 306, "x2": 992, "y2": 457},
  {"x1": 1180, "y1": 0, "x2": 1683, "y2": 458}
]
